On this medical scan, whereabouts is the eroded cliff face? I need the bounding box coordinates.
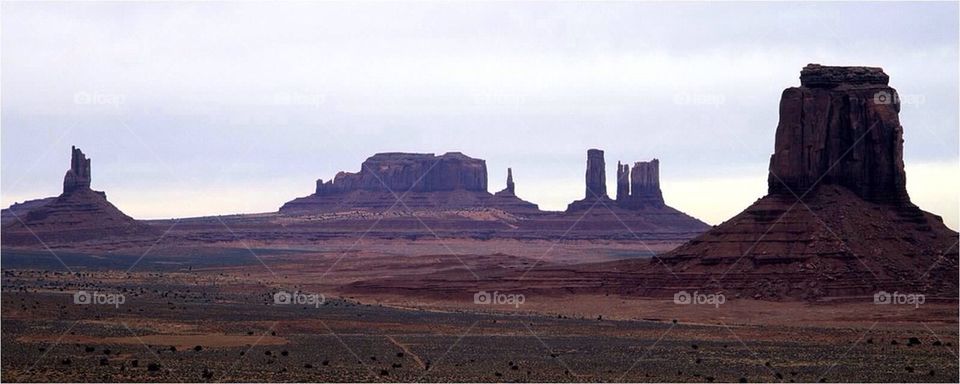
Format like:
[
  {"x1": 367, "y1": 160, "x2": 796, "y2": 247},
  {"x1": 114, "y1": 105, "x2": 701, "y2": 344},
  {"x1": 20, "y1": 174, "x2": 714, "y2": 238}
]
[
  {"x1": 316, "y1": 152, "x2": 487, "y2": 195},
  {"x1": 767, "y1": 64, "x2": 909, "y2": 205},
  {"x1": 63, "y1": 146, "x2": 92, "y2": 194},
  {"x1": 282, "y1": 153, "x2": 541, "y2": 214},
  {"x1": 659, "y1": 64, "x2": 958, "y2": 299}
]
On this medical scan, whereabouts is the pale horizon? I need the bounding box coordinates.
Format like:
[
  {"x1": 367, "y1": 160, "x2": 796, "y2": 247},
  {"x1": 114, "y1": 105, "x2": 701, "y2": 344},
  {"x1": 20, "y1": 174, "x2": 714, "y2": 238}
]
[{"x1": 3, "y1": 1, "x2": 958, "y2": 229}]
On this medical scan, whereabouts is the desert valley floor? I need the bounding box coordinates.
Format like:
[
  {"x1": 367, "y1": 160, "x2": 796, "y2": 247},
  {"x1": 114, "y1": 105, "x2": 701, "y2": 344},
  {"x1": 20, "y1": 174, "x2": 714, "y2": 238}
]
[{"x1": 2, "y1": 239, "x2": 957, "y2": 383}]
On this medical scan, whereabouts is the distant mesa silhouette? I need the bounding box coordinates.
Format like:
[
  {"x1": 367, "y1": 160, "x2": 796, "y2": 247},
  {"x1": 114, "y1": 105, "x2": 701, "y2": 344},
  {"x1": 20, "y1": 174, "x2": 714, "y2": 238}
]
[{"x1": 280, "y1": 152, "x2": 540, "y2": 214}]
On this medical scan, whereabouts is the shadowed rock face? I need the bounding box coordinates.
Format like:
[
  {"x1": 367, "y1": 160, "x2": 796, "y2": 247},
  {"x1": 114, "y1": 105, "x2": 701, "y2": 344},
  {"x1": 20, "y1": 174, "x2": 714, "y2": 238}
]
[
  {"x1": 616, "y1": 162, "x2": 629, "y2": 202},
  {"x1": 659, "y1": 64, "x2": 958, "y2": 300},
  {"x1": 63, "y1": 146, "x2": 92, "y2": 194},
  {"x1": 624, "y1": 159, "x2": 664, "y2": 208},
  {"x1": 768, "y1": 64, "x2": 909, "y2": 205},
  {"x1": 315, "y1": 152, "x2": 487, "y2": 195},
  {"x1": 585, "y1": 149, "x2": 607, "y2": 198},
  {"x1": 283, "y1": 153, "x2": 540, "y2": 214}
]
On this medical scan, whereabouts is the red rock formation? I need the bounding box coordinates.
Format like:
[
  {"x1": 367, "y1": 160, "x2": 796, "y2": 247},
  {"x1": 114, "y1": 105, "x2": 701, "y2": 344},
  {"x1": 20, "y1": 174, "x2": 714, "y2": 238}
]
[
  {"x1": 768, "y1": 64, "x2": 909, "y2": 205},
  {"x1": 62, "y1": 146, "x2": 92, "y2": 194},
  {"x1": 314, "y1": 152, "x2": 487, "y2": 194},
  {"x1": 567, "y1": 149, "x2": 615, "y2": 211},
  {"x1": 616, "y1": 162, "x2": 630, "y2": 202},
  {"x1": 490, "y1": 168, "x2": 540, "y2": 214},
  {"x1": 2, "y1": 147, "x2": 149, "y2": 245},
  {"x1": 584, "y1": 149, "x2": 607, "y2": 198},
  {"x1": 617, "y1": 159, "x2": 665, "y2": 209},
  {"x1": 282, "y1": 153, "x2": 539, "y2": 214},
  {"x1": 654, "y1": 64, "x2": 958, "y2": 299}
]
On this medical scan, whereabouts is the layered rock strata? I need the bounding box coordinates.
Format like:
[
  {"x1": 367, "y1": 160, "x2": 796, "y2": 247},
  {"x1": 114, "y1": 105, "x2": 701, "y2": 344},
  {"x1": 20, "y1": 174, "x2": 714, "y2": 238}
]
[{"x1": 655, "y1": 64, "x2": 958, "y2": 299}]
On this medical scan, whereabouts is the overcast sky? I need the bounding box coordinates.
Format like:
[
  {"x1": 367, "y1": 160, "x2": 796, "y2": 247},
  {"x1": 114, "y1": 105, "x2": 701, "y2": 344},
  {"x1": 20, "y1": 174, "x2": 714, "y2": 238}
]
[{"x1": 2, "y1": 1, "x2": 958, "y2": 229}]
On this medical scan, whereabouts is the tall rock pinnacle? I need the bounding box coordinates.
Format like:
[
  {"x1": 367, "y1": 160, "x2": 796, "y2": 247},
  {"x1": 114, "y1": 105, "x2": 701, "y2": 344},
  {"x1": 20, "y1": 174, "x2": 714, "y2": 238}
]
[
  {"x1": 616, "y1": 162, "x2": 630, "y2": 202},
  {"x1": 768, "y1": 64, "x2": 909, "y2": 205},
  {"x1": 62, "y1": 146, "x2": 92, "y2": 194},
  {"x1": 505, "y1": 167, "x2": 515, "y2": 194},
  {"x1": 585, "y1": 149, "x2": 607, "y2": 199}
]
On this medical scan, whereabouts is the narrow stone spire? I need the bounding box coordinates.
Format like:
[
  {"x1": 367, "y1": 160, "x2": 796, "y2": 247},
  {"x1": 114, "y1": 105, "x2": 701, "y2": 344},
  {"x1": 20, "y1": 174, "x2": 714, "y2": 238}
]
[
  {"x1": 63, "y1": 146, "x2": 92, "y2": 194},
  {"x1": 585, "y1": 149, "x2": 607, "y2": 199},
  {"x1": 505, "y1": 168, "x2": 515, "y2": 194},
  {"x1": 616, "y1": 161, "x2": 630, "y2": 202}
]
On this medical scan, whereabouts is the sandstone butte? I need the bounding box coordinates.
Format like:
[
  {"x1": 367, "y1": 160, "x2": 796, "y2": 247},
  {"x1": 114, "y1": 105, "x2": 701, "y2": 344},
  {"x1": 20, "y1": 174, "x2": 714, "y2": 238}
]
[{"x1": 1, "y1": 146, "x2": 151, "y2": 245}]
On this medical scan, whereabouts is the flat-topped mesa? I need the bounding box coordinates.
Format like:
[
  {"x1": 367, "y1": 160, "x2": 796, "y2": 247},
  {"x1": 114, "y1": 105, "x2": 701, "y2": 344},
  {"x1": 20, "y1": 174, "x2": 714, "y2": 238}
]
[
  {"x1": 63, "y1": 146, "x2": 92, "y2": 194},
  {"x1": 799, "y1": 64, "x2": 889, "y2": 89},
  {"x1": 584, "y1": 149, "x2": 607, "y2": 199},
  {"x1": 616, "y1": 162, "x2": 630, "y2": 202},
  {"x1": 315, "y1": 152, "x2": 487, "y2": 195},
  {"x1": 283, "y1": 152, "x2": 543, "y2": 214},
  {"x1": 768, "y1": 63, "x2": 910, "y2": 205}
]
